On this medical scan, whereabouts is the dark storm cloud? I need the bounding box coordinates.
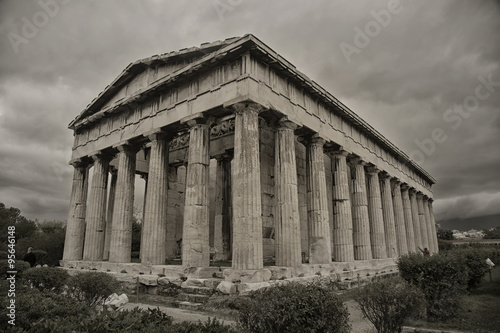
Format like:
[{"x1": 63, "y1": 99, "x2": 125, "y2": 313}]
[{"x1": 0, "y1": 0, "x2": 498, "y2": 223}]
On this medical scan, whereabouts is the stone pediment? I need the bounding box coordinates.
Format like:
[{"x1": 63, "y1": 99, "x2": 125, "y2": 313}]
[{"x1": 68, "y1": 36, "x2": 243, "y2": 128}]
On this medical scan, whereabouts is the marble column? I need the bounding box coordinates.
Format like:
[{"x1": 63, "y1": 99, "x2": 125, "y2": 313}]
[
  {"x1": 409, "y1": 189, "x2": 423, "y2": 249},
  {"x1": 182, "y1": 120, "x2": 211, "y2": 268},
  {"x1": 401, "y1": 184, "x2": 417, "y2": 252},
  {"x1": 391, "y1": 179, "x2": 409, "y2": 256},
  {"x1": 349, "y1": 158, "x2": 372, "y2": 260},
  {"x1": 214, "y1": 154, "x2": 232, "y2": 261},
  {"x1": 231, "y1": 103, "x2": 264, "y2": 270},
  {"x1": 305, "y1": 135, "x2": 332, "y2": 264},
  {"x1": 141, "y1": 133, "x2": 169, "y2": 265},
  {"x1": 83, "y1": 153, "x2": 111, "y2": 261},
  {"x1": 274, "y1": 119, "x2": 302, "y2": 267},
  {"x1": 423, "y1": 196, "x2": 435, "y2": 253},
  {"x1": 428, "y1": 200, "x2": 439, "y2": 253},
  {"x1": 417, "y1": 193, "x2": 430, "y2": 251},
  {"x1": 63, "y1": 162, "x2": 89, "y2": 260},
  {"x1": 366, "y1": 167, "x2": 387, "y2": 259},
  {"x1": 329, "y1": 150, "x2": 355, "y2": 262},
  {"x1": 380, "y1": 173, "x2": 398, "y2": 258},
  {"x1": 103, "y1": 167, "x2": 117, "y2": 261},
  {"x1": 108, "y1": 144, "x2": 137, "y2": 263}
]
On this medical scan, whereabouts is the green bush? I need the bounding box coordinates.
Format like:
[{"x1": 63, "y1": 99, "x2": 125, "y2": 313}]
[
  {"x1": 356, "y1": 277, "x2": 425, "y2": 333},
  {"x1": 238, "y1": 282, "x2": 351, "y2": 333},
  {"x1": 66, "y1": 271, "x2": 121, "y2": 308},
  {"x1": 23, "y1": 267, "x2": 69, "y2": 292},
  {"x1": 398, "y1": 252, "x2": 468, "y2": 320},
  {"x1": 454, "y1": 247, "x2": 493, "y2": 288}
]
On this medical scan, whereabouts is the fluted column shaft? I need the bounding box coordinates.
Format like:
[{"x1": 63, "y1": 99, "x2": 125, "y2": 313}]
[
  {"x1": 409, "y1": 190, "x2": 423, "y2": 249},
  {"x1": 103, "y1": 168, "x2": 117, "y2": 260},
  {"x1": 349, "y1": 158, "x2": 372, "y2": 260},
  {"x1": 306, "y1": 135, "x2": 332, "y2": 264},
  {"x1": 428, "y1": 201, "x2": 439, "y2": 253},
  {"x1": 391, "y1": 180, "x2": 409, "y2": 256},
  {"x1": 83, "y1": 154, "x2": 110, "y2": 261},
  {"x1": 401, "y1": 185, "x2": 416, "y2": 252},
  {"x1": 182, "y1": 121, "x2": 211, "y2": 268},
  {"x1": 141, "y1": 133, "x2": 169, "y2": 265},
  {"x1": 423, "y1": 197, "x2": 435, "y2": 253},
  {"x1": 214, "y1": 154, "x2": 232, "y2": 261},
  {"x1": 274, "y1": 120, "x2": 302, "y2": 267},
  {"x1": 109, "y1": 145, "x2": 137, "y2": 263},
  {"x1": 417, "y1": 193, "x2": 429, "y2": 251},
  {"x1": 330, "y1": 150, "x2": 354, "y2": 262},
  {"x1": 63, "y1": 163, "x2": 89, "y2": 260},
  {"x1": 232, "y1": 103, "x2": 263, "y2": 269},
  {"x1": 366, "y1": 168, "x2": 387, "y2": 259},
  {"x1": 380, "y1": 174, "x2": 398, "y2": 258}
]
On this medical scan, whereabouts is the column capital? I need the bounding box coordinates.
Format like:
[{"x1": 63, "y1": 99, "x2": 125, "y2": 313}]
[
  {"x1": 90, "y1": 151, "x2": 114, "y2": 162},
  {"x1": 365, "y1": 165, "x2": 381, "y2": 174},
  {"x1": 113, "y1": 141, "x2": 140, "y2": 154},
  {"x1": 298, "y1": 133, "x2": 326, "y2": 147},
  {"x1": 230, "y1": 102, "x2": 266, "y2": 115},
  {"x1": 428, "y1": 198, "x2": 434, "y2": 203},
  {"x1": 348, "y1": 156, "x2": 366, "y2": 167},
  {"x1": 325, "y1": 148, "x2": 350, "y2": 157},
  {"x1": 400, "y1": 183, "x2": 410, "y2": 191},
  {"x1": 416, "y1": 191, "x2": 424, "y2": 198},
  {"x1": 277, "y1": 117, "x2": 298, "y2": 131},
  {"x1": 69, "y1": 158, "x2": 90, "y2": 168},
  {"x1": 391, "y1": 177, "x2": 402, "y2": 186},
  {"x1": 378, "y1": 171, "x2": 391, "y2": 180},
  {"x1": 213, "y1": 151, "x2": 234, "y2": 162}
]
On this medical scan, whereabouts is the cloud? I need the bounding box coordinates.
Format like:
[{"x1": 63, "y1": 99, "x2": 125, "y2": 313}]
[{"x1": 0, "y1": 0, "x2": 498, "y2": 224}]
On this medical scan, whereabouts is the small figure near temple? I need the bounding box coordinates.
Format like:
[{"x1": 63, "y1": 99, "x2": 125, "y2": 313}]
[
  {"x1": 418, "y1": 246, "x2": 430, "y2": 256},
  {"x1": 23, "y1": 247, "x2": 36, "y2": 267}
]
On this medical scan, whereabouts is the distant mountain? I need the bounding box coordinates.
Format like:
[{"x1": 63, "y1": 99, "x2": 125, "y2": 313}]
[{"x1": 437, "y1": 214, "x2": 500, "y2": 232}]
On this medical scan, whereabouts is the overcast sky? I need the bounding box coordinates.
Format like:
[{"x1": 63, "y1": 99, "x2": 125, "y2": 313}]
[{"x1": 0, "y1": 0, "x2": 498, "y2": 223}]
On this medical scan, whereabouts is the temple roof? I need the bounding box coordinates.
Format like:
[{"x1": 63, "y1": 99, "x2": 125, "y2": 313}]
[{"x1": 69, "y1": 34, "x2": 436, "y2": 184}]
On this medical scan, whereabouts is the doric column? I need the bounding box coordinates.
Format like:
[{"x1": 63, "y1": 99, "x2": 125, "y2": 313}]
[
  {"x1": 380, "y1": 173, "x2": 398, "y2": 258},
  {"x1": 182, "y1": 119, "x2": 211, "y2": 268},
  {"x1": 305, "y1": 135, "x2": 332, "y2": 264},
  {"x1": 63, "y1": 161, "x2": 89, "y2": 260},
  {"x1": 165, "y1": 166, "x2": 179, "y2": 259},
  {"x1": 417, "y1": 193, "x2": 430, "y2": 251},
  {"x1": 274, "y1": 119, "x2": 302, "y2": 267},
  {"x1": 231, "y1": 103, "x2": 264, "y2": 270},
  {"x1": 329, "y1": 150, "x2": 354, "y2": 262},
  {"x1": 423, "y1": 196, "x2": 435, "y2": 253},
  {"x1": 103, "y1": 167, "x2": 117, "y2": 261},
  {"x1": 401, "y1": 184, "x2": 416, "y2": 252},
  {"x1": 213, "y1": 153, "x2": 232, "y2": 261},
  {"x1": 348, "y1": 157, "x2": 372, "y2": 260},
  {"x1": 141, "y1": 132, "x2": 170, "y2": 265},
  {"x1": 366, "y1": 167, "x2": 387, "y2": 259},
  {"x1": 83, "y1": 153, "x2": 111, "y2": 261},
  {"x1": 428, "y1": 199, "x2": 439, "y2": 253},
  {"x1": 109, "y1": 144, "x2": 138, "y2": 263},
  {"x1": 391, "y1": 179, "x2": 409, "y2": 256},
  {"x1": 409, "y1": 189, "x2": 423, "y2": 249}
]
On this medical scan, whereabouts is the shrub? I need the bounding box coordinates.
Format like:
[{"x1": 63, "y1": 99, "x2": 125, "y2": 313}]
[
  {"x1": 0, "y1": 285, "x2": 90, "y2": 331},
  {"x1": 238, "y1": 282, "x2": 351, "y2": 333},
  {"x1": 66, "y1": 271, "x2": 121, "y2": 308},
  {"x1": 356, "y1": 277, "x2": 425, "y2": 333},
  {"x1": 23, "y1": 267, "x2": 69, "y2": 292},
  {"x1": 398, "y1": 252, "x2": 468, "y2": 320},
  {"x1": 0, "y1": 259, "x2": 30, "y2": 279},
  {"x1": 453, "y1": 247, "x2": 492, "y2": 289}
]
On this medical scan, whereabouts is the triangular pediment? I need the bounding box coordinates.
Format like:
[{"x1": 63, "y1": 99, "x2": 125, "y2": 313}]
[{"x1": 69, "y1": 36, "x2": 244, "y2": 128}]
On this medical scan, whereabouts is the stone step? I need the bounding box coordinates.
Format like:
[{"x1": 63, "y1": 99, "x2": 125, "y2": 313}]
[
  {"x1": 174, "y1": 301, "x2": 203, "y2": 310},
  {"x1": 181, "y1": 285, "x2": 215, "y2": 295},
  {"x1": 178, "y1": 293, "x2": 211, "y2": 303}
]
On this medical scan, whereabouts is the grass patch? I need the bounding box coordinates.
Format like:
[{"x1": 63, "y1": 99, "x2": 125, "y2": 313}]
[{"x1": 405, "y1": 267, "x2": 500, "y2": 333}]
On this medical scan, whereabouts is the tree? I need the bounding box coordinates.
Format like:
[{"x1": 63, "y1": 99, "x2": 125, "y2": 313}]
[
  {"x1": 437, "y1": 229, "x2": 454, "y2": 240},
  {"x1": 483, "y1": 227, "x2": 500, "y2": 239},
  {"x1": 0, "y1": 203, "x2": 37, "y2": 243}
]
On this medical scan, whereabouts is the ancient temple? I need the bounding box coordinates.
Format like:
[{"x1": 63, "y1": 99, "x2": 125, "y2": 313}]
[{"x1": 61, "y1": 34, "x2": 437, "y2": 275}]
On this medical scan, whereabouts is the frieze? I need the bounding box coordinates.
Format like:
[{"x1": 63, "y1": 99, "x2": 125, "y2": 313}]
[
  {"x1": 169, "y1": 133, "x2": 190, "y2": 151},
  {"x1": 210, "y1": 119, "x2": 235, "y2": 138}
]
